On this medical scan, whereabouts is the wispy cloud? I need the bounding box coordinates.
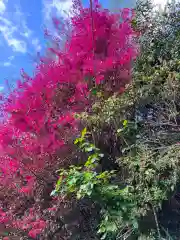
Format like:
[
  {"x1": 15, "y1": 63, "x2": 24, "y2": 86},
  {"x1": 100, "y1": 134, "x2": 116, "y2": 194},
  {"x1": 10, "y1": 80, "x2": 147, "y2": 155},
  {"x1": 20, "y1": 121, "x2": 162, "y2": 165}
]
[
  {"x1": 0, "y1": 0, "x2": 6, "y2": 14},
  {"x1": 43, "y1": 0, "x2": 73, "y2": 23},
  {"x1": 0, "y1": 21, "x2": 27, "y2": 53},
  {"x1": 0, "y1": 18, "x2": 27, "y2": 53},
  {"x1": 0, "y1": 55, "x2": 14, "y2": 67},
  {"x1": 14, "y1": 5, "x2": 33, "y2": 39},
  {"x1": 42, "y1": 0, "x2": 73, "y2": 42},
  {"x1": 3, "y1": 62, "x2": 11, "y2": 67},
  {"x1": 0, "y1": 85, "x2": 4, "y2": 91},
  {"x1": 32, "y1": 38, "x2": 42, "y2": 52},
  {"x1": 0, "y1": 1, "x2": 40, "y2": 54},
  {"x1": 0, "y1": 1, "x2": 28, "y2": 53}
]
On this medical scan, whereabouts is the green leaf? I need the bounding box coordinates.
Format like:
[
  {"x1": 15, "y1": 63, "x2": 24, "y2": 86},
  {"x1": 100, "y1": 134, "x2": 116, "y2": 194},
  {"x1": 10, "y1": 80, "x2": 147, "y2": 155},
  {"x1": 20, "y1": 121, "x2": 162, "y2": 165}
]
[
  {"x1": 85, "y1": 160, "x2": 92, "y2": 167},
  {"x1": 84, "y1": 172, "x2": 93, "y2": 180},
  {"x1": 81, "y1": 128, "x2": 87, "y2": 138},
  {"x1": 131, "y1": 19, "x2": 137, "y2": 28},
  {"x1": 77, "y1": 192, "x2": 83, "y2": 199},
  {"x1": 50, "y1": 190, "x2": 58, "y2": 196},
  {"x1": 101, "y1": 233, "x2": 107, "y2": 240},
  {"x1": 81, "y1": 142, "x2": 89, "y2": 148},
  {"x1": 74, "y1": 138, "x2": 79, "y2": 144},
  {"x1": 56, "y1": 176, "x2": 63, "y2": 191},
  {"x1": 96, "y1": 171, "x2": 109, "y2": 180},
  {"x1": 105, "y1": 215, "x2": 109, "y2": 221},
  {"x1": 132, "y1": 219, "x2": 139, "y2": 229},
  {"x1": 87, "y1": 190, "x2": 92, "y2": 196},
  {"x1": 107, "y1": 222, "x2": 117, "y2": 232},
  {"x1": 81, "y1": 127, "x2": 87, "y2": 138},
  {"x1": 123, "y1": 119, "x2": 128, "y2": 126},
  {"x1": 85, "y1": 154, "x2": 99, "y2": 167},
  {"x1": 91, "y1": 88, "x2": 98, "y2": 95},
  {"x1": 98, "y1": 226, "x2": 106, "y2": 233},
  {"x1": 85, "y1": 146, "x2": 94, "y2": 152},
  {"x1": 117, "y1": 128, "x2": 123, "y2": 133},
  {"x1": 68, "y1": 178, "x2": 77, "y2": 186}
]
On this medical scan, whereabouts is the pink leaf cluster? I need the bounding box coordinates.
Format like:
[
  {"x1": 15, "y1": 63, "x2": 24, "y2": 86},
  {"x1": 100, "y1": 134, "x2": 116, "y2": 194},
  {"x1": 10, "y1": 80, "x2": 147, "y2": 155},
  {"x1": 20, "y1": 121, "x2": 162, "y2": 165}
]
[
  {"x1": 0, "y1": 1, "x2": 138, "y2": 238},
  {"x1": 0, "y1": 208, "x2": 10, "y2": 224},
  {"x1": 13, "y1": 210, "x2": 46, "y2": 239}
]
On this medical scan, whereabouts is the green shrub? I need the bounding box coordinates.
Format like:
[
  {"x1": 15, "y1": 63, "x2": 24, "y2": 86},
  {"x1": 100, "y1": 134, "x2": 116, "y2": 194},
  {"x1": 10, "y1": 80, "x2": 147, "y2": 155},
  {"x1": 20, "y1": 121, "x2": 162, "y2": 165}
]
[{"x1": 51, "y1": 1, "x2": 180, "y2": 239}]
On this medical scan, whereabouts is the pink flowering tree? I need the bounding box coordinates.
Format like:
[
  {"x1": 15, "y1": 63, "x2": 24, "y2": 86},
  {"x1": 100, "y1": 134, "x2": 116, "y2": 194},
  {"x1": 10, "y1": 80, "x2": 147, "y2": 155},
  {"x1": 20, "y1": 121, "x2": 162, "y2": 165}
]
[{"x1": 0, "y1": 0, "x2": 137, "y2": 239}]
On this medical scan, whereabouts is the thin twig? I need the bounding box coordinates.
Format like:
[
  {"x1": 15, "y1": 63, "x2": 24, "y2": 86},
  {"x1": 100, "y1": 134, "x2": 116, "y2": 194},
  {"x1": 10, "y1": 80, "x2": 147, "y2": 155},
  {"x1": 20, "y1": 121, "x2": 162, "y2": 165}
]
[
  {"x1": 89, "y1": 0, "x2": 97, "y2": 88},
  {"x1": 89, "y1": 0, "x2": 95, "y2": 56},
  {"x1": 152, "y1": 204, "x2": 162, "y2": 239}
]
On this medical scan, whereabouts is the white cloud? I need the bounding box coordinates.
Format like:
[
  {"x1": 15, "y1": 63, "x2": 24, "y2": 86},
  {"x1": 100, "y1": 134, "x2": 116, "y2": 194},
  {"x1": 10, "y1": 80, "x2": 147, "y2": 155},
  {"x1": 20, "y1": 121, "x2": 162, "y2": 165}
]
[
  {"x1": 42, "y1": 0, "x2": 73, "y2": 42},
  {"x1": 52, "y1": 0, "x2": 73, "y2": 17},
  {"x1": 0, "y1": 0, "x2": 6, "y2": 15},
  {"x1": 8, "y1": 39, "x2": 27, "y2": 53},
  {"x1": 0, "y1": 55, "x2": 14, "y2": 67},
  {"x1": 14, "y1": 5, "x2": 32, "y2": 39},
  {"x1": 8, "y1": 56, "x2": 14, "y2": 61},
  {"x1": 0, "y1": 86, "x2": 4, "y2": 91},
  {"x1": 0, "y1": 18, "x2": 27, "y2": 53},
  {"x1": 3, "y1": 61, "x2": 11, "y2": 67},
  {"x1": 43, "y1": 0, "x2": 73, "y2": 22},
  {"x1": 32, "y1": 38, "x2": 42, "y2": 52},
  {"x1": 0, "y1": 2, "x2": 39, "y2": 54},
  {"x1": 0, "y1": 2, "x2": 29, "y2": 54}
]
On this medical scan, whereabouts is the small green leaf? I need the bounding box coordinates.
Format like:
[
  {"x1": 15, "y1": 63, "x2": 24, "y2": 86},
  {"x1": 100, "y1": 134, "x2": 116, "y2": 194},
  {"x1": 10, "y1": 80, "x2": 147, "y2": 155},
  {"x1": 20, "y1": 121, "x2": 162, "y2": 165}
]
[
  {"x1": 81, "y1": 142, "x2": 89, "y2": 148},
  {"x1": 87, "y1": 190, "x2": 92, "y2": 196},
  {"x1": 85, "y1": 147, "x2": 93, "y2": 152},
  {"x1": 101, "y1": 233, "x2": 107, "y2": 240},
  {"x1": 81, "y1": 128, "x2": 87, "y2": 138},
  {"x1": 85, "y1": 160, "x2": 92, "y2": 167},
  {"x1": 96, "y1": 172, "x2": 108, "y2": 180},
  {"x1": 74, "y1": 138, "x2": 79, "y2": 144},
  {"x1": 123, "y1": 119, "x2": 128, "y2": 126},
  {"x1": 50, "y1": 190, "x2": 58, "y2": 196},
  {"x1": 132, "y1": 220, "x2": 139, "y2": 229},
  {"x1": 91, "y1": 88, "x2": 98, "y2": 95},
  {"x1": 77, "y1": 192, "x2": 83, "y2": 199},
  {"x1": 98, "y1": 226, "x2": 106, "y2": 233},
  {"x1": 105, "y1": 215, "x2": 109, "y2": 221},
  {"x1": 117, "y1": 128, "x2": 123, "y2": 133},
  {"x1": 56, "y1": 176, "x2": 63, "y2": 191}
]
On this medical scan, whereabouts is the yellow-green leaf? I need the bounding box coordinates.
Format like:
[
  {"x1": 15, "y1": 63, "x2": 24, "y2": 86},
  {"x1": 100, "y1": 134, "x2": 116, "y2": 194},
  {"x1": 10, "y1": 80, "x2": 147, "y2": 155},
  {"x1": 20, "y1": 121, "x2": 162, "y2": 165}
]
[
  {"x1": 123, "y1": 119, "x2": 128, "y2": 126},
  {"x1": 81, "y1": 128, "x2": 87, "y2": 138}
]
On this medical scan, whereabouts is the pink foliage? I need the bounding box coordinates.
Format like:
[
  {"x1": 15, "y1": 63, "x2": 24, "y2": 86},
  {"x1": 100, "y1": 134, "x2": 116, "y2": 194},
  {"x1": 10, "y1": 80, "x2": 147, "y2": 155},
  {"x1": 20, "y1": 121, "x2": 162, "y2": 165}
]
[
  {"x1": 0, "y1": 208, "x2": 9, "y2": 224},
  {"x1": 10, "y1": 207, "x2": 46, "y2": 239},
  {"x1": 0, "y1": 0, "x2": 138, "y2": 238}
]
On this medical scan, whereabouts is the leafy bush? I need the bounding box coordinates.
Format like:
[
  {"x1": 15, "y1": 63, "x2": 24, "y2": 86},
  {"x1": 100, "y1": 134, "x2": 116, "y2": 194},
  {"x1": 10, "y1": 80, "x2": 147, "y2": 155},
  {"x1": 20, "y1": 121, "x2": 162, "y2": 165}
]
[{"x1": 53, "y1": 128, "x2": 137, "y2": 239}]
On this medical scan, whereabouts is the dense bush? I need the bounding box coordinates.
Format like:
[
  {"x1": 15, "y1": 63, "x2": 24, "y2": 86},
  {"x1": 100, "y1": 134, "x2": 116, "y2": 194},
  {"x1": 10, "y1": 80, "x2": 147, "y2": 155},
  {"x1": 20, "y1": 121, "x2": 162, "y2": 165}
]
[
  {"x1": 0, "y1": 0, "x2": 136, "y2": 239},
  {"x1": 52, "y1": 0, "x2": 180, "y2": 239}
]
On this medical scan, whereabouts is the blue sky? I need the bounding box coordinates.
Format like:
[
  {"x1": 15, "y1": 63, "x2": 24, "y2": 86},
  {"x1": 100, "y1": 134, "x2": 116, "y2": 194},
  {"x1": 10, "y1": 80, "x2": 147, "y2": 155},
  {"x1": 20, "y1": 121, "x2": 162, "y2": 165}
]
[{"x1": 0, "y1": 0, "x2": 164, "y2": 93}]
